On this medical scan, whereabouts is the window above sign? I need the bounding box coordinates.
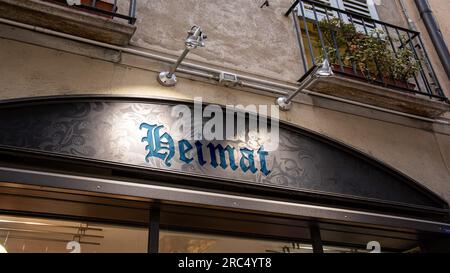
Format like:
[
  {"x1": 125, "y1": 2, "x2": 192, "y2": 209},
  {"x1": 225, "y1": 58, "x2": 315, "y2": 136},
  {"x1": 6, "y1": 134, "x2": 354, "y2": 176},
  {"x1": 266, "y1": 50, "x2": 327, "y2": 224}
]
[
  {"x1": 288, "y1": 0, "x2": 449, "y2": 117},
  {"x1": 340, "y1": 0, "x2": 379, "y2": 19},
  {"x1": 299, "y1": 0, "x2": 379, "y2": 20}
]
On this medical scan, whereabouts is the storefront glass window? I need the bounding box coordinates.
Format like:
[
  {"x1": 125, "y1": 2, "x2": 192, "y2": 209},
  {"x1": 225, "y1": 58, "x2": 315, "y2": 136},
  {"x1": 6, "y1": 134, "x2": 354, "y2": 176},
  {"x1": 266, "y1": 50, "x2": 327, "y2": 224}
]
[
  {"x1": 322, "y1": 245, "x2": 370, "y2": 253},
  {"x1": 159, "y1": 230, "x2": 313, "y2": 253},
  {"x1": 0, "y1": 214, "x2": 147, "y2": 253}
]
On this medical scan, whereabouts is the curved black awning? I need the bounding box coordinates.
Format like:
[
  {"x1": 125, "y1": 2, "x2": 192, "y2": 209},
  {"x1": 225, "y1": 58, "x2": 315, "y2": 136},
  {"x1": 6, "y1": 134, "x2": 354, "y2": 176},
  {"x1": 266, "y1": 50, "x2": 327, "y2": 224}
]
[{"x1": 0, "y1": 95, "x2": 447, "y2": 224}]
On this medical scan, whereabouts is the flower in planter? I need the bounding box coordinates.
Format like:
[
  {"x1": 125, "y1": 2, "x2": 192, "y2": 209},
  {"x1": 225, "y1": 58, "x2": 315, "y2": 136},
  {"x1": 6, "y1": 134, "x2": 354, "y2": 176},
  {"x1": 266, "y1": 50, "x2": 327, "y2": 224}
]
[
  {"x1": 390, "y1": 45, "x2": 421, "y2": 81},
  {"x1": 314, "y1": 18, "x2": 420, "y2": 86}
]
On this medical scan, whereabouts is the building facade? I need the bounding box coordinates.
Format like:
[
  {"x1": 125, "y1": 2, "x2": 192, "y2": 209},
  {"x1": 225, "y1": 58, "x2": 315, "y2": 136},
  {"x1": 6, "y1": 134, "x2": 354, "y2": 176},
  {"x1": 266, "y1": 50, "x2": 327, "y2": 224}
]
[{"x1": 0, "y1": 0, "x2": 449, "y2": 253}]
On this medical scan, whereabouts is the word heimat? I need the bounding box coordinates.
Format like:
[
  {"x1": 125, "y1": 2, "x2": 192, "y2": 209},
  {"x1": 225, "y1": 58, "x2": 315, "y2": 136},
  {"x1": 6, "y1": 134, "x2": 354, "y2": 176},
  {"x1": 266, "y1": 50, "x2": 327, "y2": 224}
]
[{"x1": 140, "y1": 123, "x2": 271, "y2": 176}]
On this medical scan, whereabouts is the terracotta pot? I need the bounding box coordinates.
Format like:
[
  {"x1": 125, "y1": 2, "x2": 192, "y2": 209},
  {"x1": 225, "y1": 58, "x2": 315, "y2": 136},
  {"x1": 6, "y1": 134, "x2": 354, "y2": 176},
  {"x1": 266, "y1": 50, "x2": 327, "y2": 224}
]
[
  {"x1": 80, "y1": 0, "x2": 116, "y2": 12},
  {"x1": 381, "y1": 77, "x2": 416, "y2": 90},
  {"x1": 331, "y1": 64, "x2": 366, "y2": 79},
  {"x1": 44, "y1": 0, "x2": 116, "y2": 18},
  {"x1": 331, "y1": 64, "x2": 416, "y2": 91}
]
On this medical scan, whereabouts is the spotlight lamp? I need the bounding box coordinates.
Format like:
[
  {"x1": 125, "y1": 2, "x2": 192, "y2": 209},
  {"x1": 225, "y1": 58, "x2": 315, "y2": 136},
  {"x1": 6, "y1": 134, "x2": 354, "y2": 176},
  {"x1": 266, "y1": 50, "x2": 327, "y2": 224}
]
[
  {"x1": 158, "y1": 26, "x2": 207, "y2": 87},
  {"x1": 276, "y1": 59, "x2": 334, "y2": 111}
]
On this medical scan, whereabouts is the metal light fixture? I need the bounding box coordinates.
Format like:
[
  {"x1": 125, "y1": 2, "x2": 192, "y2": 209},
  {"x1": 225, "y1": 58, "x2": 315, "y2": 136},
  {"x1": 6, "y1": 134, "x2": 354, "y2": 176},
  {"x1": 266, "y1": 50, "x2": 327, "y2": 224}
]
[
  {"x1": 316, "y1": 59, "x2": 333, "y2": 77},
  {"x1": 260, "y1": 0, "x2": 269, "y2": 8},
  {"x1": 158, "y1": 26, "x2": 207, "y2": 87},
  {"x1": 276, "y1": 60, "x2": 333, "y2": 111},
  {"x1": 66, "y1": 0, "x2": 81, "y2": 6}
]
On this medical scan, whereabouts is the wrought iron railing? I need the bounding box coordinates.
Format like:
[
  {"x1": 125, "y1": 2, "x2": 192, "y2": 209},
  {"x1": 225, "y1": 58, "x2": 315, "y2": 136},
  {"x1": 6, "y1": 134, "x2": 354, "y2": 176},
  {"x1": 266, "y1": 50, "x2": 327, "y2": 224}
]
[
  {"x1": 286, "y1": 0, "x2": 447, "y2": 100},
  {"x1": 44, "y1": 0, "x2": 136, "y2": 24}
]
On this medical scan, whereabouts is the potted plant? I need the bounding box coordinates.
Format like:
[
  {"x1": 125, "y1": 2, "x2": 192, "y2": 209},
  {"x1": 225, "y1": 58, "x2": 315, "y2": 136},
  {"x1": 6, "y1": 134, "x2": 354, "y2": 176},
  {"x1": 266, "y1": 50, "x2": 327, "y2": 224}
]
[
  {"x1": 315, "y1": 18, "x2": 420, "y2": 90},
  {"x1": 385, "y1": 47, "x2": 420, "y2": 89}
]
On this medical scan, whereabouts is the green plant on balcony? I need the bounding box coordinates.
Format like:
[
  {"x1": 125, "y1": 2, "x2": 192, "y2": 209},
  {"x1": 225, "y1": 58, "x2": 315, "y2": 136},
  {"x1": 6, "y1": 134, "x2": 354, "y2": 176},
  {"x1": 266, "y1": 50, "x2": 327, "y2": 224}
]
[
  {"x1": 389, "y1": 46, "x2": 421, "y2": 81},
  {"x1": 315, "y1": 18, "x2": 420, "y2": 87}
]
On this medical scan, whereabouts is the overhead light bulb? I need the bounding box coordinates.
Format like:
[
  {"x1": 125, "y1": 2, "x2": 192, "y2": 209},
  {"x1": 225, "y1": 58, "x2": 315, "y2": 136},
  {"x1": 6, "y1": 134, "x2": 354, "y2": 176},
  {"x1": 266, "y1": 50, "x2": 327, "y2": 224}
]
[{"x1": 0, "y1": 244, "x2": 7, "y2": 253}]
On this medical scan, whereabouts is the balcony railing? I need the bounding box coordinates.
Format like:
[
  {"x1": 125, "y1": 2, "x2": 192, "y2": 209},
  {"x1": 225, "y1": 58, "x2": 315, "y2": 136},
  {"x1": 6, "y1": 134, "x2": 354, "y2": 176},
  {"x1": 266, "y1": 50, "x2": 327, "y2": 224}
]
[
  {"x1": 286, "y1": 0, "x2": 447, "y2": 101},
  {"x1": 43, "y1": 0, "x2": 136, "y2": 24}
]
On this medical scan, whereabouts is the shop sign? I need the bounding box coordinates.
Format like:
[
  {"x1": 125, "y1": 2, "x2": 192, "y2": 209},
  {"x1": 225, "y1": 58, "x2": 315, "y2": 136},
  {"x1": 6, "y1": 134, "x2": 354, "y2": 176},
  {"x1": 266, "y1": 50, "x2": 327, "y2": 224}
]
[
  {"x1": 0, "y1": 98, "x2": 440, "y2": 208},
  {"x1": 139, "y1": 123, "x2": 271, "y2": 176}
]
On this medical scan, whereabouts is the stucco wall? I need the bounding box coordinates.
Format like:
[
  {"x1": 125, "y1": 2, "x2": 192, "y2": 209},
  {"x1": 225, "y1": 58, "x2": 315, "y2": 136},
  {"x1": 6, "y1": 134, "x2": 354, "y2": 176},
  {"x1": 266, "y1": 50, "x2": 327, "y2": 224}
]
[
  {"x1": 120, "y1": 0, "x2": 450, "y2": 98},
  {"x1": 428, "y1": 0, "x2": 450, "y2": 49},
  {"x1": 1, "y1": 37, "x2": 449, "y2": 204},
  {"x1": 374, "y1": 0, "x2": 408, "y2": 28},
  {"x1": 128, "y1": 0, "x2": 303, "y2": 82}
]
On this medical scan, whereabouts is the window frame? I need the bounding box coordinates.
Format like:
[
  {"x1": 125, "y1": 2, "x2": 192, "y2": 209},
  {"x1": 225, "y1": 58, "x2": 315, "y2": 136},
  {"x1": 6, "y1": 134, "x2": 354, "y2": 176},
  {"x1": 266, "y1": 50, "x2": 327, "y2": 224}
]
[
  {"x1": 297, "y1": 0, "x2": 379, "y2": 21},
  {"x1": 336, "y1": 0, "x2": 380, "y2": 20}
]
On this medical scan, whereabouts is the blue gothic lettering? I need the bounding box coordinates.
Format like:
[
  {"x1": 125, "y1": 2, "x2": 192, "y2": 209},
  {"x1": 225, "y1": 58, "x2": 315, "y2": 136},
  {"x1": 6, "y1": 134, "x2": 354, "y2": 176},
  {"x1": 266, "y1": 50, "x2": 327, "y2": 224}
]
[
  {"x1": 258, "y1": 146, "x2": 271, "y2": 176},
  {"x1": 207, "y1": 143, "x2": 238, "y2": 170},
  {"x1": 139, "y1": 123, "x2": 270, "y2": 176},
  {"x1": 140, "y1": 123, "x2": 175, "y2": 167},
  {"x1": 239, "y1": 147, "x2": 258, "y2": 174},
  {"x1": 195, "y1": 140, "x2": 207, "y2": 166},
  {"x1": 178, "y1": 139, "x2": 194, "y2": 164}
]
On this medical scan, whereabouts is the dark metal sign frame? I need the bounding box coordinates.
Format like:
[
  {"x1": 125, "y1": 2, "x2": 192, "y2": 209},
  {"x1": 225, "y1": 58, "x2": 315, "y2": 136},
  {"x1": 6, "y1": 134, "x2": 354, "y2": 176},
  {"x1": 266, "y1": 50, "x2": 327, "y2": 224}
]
[{"x1": 0, "y1": 95, "x2": 447, "y2": 227}]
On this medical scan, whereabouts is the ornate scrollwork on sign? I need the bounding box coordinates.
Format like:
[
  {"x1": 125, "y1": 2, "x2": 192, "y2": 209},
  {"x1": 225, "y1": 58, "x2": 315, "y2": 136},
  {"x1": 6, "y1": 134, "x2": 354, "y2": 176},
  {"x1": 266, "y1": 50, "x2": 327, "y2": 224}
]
[{"x1": 0, "y1": 99, "x2": 443, "y2": 208}]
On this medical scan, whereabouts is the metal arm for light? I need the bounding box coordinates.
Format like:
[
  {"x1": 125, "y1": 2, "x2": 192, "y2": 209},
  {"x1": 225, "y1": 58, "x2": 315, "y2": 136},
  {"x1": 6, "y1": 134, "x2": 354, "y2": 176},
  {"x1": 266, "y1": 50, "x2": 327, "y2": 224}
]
[
  {"x1": 157, "y1": 26, "x2": 207, "y2": 87},
  {"x1": 276, "y1": 60, "x2": 333, "y2": 111}
]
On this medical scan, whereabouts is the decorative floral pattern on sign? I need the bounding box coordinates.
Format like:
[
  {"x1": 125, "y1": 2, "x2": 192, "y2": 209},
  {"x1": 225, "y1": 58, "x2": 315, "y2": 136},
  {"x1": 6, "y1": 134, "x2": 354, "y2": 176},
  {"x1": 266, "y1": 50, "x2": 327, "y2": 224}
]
[{"x1": 0, "y1": 99, "x2": 438, "y2": 207}]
